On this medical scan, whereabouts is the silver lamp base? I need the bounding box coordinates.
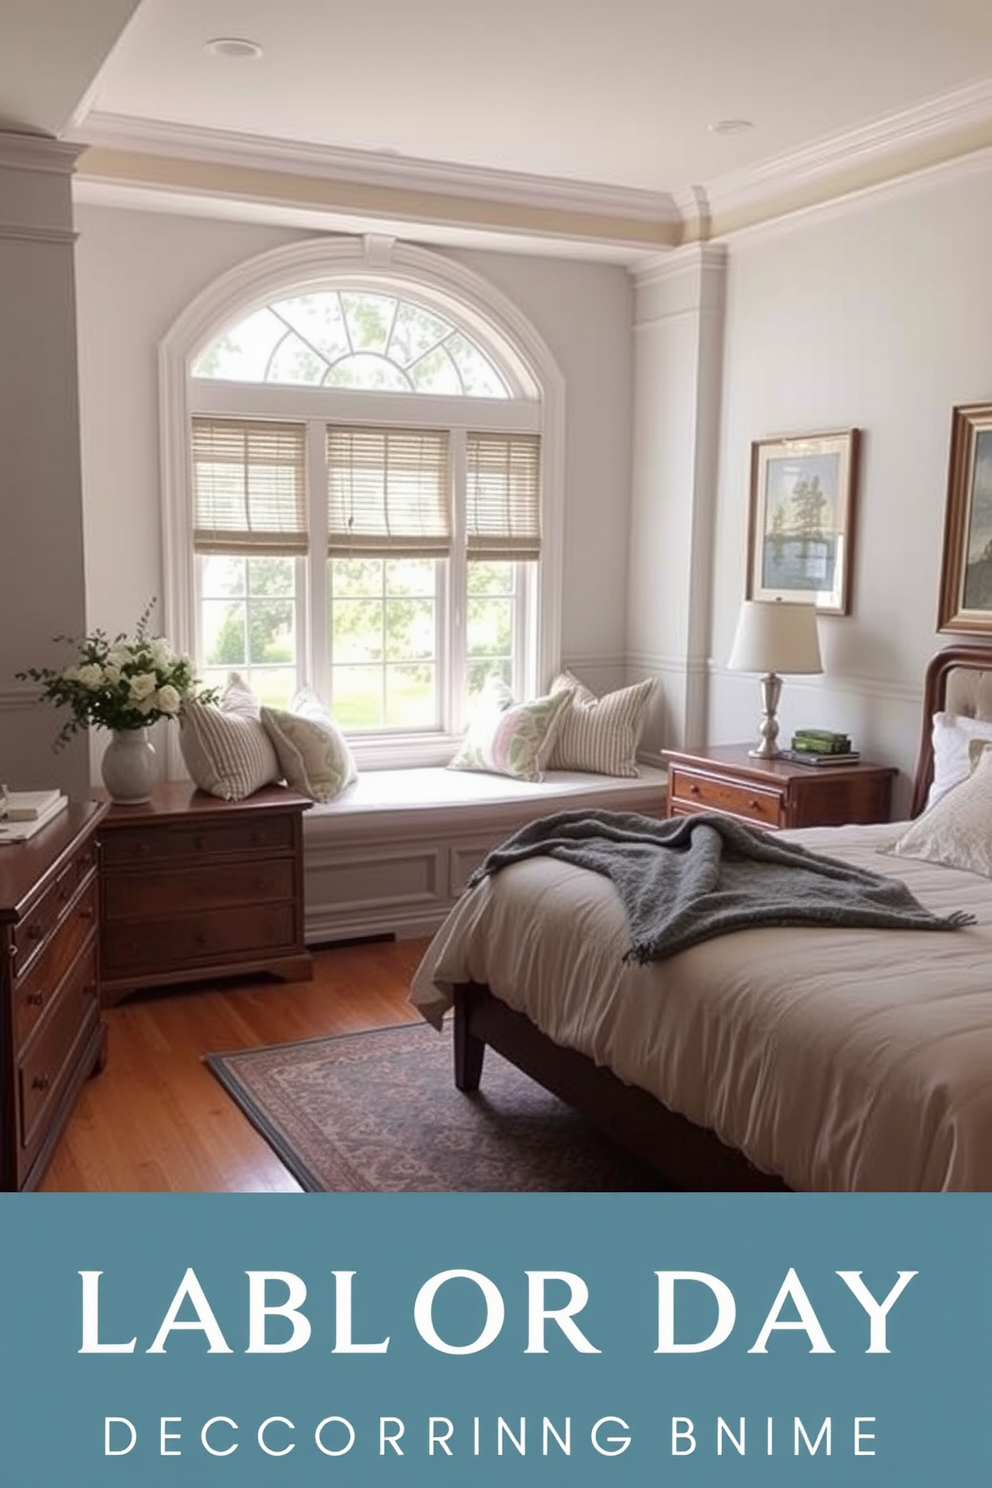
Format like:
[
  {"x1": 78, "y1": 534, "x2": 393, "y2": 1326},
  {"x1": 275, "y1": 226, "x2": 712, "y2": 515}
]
[{"x1": 748, "y1": 671, "x2": 783, "y2": 758}]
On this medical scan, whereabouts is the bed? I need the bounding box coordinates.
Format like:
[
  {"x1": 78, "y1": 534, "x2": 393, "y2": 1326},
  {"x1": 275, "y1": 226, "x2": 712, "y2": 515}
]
[{"x1": 409, "y1": 644, "x2": 992, "y2": 1192}]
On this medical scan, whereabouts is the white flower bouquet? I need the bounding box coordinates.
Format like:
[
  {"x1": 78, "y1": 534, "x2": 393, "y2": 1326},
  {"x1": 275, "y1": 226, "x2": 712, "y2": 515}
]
[{"x1": 18, "y1": 601, "x2": 215, "y2": 748}]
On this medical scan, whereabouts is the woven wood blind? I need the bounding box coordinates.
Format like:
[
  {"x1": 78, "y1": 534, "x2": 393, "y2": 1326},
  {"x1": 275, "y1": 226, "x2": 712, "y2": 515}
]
[
  {"x1": 465, "y1": 431, "x2": 541, "y2": 559},
  {"x1": 191, "y1": 417, "x2": 308, "y2": 555},
  {"x1": 326, "y1": 426, "x2": 451, "y2": 558}
]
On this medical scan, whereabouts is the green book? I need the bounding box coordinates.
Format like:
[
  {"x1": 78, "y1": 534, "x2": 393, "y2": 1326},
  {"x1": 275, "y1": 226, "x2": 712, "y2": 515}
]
[
  {"x1": 792, "y1": 733, "x2": 851, "y2": 754},
  {"x1": 793, "y1": 728, "x2": 851, "y2": 747}
]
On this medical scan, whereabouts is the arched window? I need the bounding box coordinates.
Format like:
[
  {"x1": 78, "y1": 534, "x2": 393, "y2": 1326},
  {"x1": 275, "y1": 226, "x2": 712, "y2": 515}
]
[{"x1": 161, "y1": 237, "x2": 563, "y2": 766}]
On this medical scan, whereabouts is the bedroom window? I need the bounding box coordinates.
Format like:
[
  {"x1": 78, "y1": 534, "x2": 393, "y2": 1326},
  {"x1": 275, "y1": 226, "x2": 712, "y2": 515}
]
[{"x1": 164, "y1": 239, "x2": 561, "y2": 766}]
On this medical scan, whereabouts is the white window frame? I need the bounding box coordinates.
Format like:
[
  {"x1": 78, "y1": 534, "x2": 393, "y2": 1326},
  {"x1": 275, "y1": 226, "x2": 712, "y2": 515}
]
[{"x1": 160, "y1": 236, "x2": 564, "y2": 772}]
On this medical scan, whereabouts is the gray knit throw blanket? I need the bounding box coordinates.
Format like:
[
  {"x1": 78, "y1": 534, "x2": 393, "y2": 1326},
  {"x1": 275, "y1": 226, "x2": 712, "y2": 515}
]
[{"x1": 468, "y1": 810, "x2": 975, "y2": 965}]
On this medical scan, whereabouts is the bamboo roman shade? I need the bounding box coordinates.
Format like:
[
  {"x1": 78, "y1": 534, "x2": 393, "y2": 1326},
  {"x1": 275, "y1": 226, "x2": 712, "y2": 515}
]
[
  {"x1": 465, "y1": 431, "x2": 541, "y2": 560},
  {"x1": 326, "y1": 426, "x2": 451, "y2": 558},
  {"x1": 191, "y1": 418, "x2": 308, "y2": 555}
]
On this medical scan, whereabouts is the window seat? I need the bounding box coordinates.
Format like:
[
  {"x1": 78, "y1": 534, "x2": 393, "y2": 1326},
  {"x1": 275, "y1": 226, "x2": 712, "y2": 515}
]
[{"x1": 303, "y1": 764, "x2": 667, "y2": 944}]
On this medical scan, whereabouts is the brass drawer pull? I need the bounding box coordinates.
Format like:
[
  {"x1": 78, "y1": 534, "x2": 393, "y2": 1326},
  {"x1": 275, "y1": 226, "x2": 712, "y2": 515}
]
[
  {"x1": 31, "y1": 1073, "x2": 51, "y2": 1093},
  {"x1": 78, "y1": 905, "x2": 95, "y2": 922},
  {"x1": 26, "y1": 991, "x2": 44, "y2": 1008},
  {"x1": 689, "y1": 783, "x2": 700, "y2": 796},
  {"x1": 748, "y1": 798, "x2": 762, "y2": 811}
]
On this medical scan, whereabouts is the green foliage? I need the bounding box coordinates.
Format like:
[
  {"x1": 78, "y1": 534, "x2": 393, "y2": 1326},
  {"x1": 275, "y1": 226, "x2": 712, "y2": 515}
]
[{"x1": 17, "y1": 600, "x2": 216, "y2": 749}]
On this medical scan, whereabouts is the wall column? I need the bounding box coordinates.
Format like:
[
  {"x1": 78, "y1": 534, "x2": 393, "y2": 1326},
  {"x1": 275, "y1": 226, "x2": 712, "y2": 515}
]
[
  {"x1": 627, "y1": 244, "x2": 726, "y2": 752},
  {"x1": 0, "y1": 132, "x2": 87, "y2": 794}
]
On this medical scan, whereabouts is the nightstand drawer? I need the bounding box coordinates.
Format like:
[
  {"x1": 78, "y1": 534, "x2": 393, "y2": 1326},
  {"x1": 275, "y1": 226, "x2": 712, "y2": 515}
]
[
  {"x1": 669, "y1": 768, "x2": 782, "y2": 827},
  {"x1": 100, "y1": 813, "x2": 295, "y2": 868},
  {"x1": 102, "y1": 902, "x2": 299, "y2": 977},
  {"x1": 102, "y1": 859, "x2": 295, "y2": 922}
]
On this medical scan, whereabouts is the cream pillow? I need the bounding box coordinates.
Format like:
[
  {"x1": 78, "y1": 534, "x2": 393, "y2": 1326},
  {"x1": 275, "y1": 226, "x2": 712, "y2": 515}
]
[
  {"x1": 888, "y1": 745, "x2": 992, "y2": 877},
  {"x1": 547, "y1": 669, "x2": 655, "y2": 777},
  {"x1": 261, "y1": 688, "x2": 357, "y2": 803},
  {"x1": 179, "y1": 698, "x2": 281, "y2": 801},
  {"x1": 448, "y1": 675, "x2": 569, "y2": 782},
  {"x1": 926, "y1": 710, "x2": 992, "y2": 808}
]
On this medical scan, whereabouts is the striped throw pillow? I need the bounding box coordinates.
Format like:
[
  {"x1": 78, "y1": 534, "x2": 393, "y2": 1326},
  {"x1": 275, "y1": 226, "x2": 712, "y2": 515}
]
[
  {"x1": 179, "y1": 698, "x2": 281, "y2": 800},
  {"x1": 547, "y1": 669, "x2": 655, "y2": 777}
]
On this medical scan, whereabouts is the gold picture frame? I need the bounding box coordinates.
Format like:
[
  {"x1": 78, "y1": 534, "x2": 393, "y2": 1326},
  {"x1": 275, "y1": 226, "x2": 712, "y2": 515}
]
[
  {"x1": 938, "y1": 402, "x2": 992, "y2": 634},
  {"x1": 746, "y1": 428, "x2": 860, "y2": 616}
]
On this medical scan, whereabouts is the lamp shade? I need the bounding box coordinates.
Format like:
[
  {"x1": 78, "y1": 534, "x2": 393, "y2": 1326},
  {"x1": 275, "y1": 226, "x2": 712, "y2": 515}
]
[{"x1": 727, "y1": 600, "x2": 823, "y2": 676}]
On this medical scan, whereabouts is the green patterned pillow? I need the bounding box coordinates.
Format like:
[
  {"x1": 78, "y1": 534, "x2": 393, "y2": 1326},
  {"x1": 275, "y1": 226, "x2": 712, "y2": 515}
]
[
  {"x1": 260, "y1": 688, "x2": 357, "y2": 803},
  {"x1": 448, "y1": 675, "x2": 570, "y2": 782}
]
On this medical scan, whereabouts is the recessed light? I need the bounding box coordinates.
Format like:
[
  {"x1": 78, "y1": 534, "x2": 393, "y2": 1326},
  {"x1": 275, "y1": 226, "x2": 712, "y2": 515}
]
[
  {"x1": 708, "y1": 118, "x2": 753, "y2": 136},
  {"x1": 204, "y1": 37, "x2": 264, "y2": 60}
]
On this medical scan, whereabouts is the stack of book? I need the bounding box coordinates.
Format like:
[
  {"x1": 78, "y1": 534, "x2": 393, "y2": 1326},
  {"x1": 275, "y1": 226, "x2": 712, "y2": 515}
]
[
  {"x1": 780, "y1": 729, "x2": 860, "y2": 767},
  {"x1": 0, "y1": 788, "x2": 68, "y2": 842}
]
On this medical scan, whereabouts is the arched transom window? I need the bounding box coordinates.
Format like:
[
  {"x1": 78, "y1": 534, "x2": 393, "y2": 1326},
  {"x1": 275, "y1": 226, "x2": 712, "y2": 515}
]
[{"x1": 192, "y1": 289, "x2": 511, "y2": 398}]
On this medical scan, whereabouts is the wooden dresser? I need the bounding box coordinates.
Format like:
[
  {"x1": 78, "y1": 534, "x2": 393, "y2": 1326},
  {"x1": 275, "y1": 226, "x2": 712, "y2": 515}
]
[
  {"x1": 98, "y1": 782, "x2": 313, "y2": 1005},
  {"x1": 0, "y1": 801, "x2": 106, "y2": 1191},
  {"x1": 664, "y1": 744, "x2": 896, "y2": 829}
]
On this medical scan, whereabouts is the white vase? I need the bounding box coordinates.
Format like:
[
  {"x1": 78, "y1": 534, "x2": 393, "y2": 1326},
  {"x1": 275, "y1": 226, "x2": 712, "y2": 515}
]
[{"x1": 101, "y1": 727, "x2": 158, "y2": 805}]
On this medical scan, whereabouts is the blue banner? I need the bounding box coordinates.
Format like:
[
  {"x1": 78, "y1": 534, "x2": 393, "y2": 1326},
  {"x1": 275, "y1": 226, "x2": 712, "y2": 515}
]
[{"x1": 0, "y1": 1193, "x2": 986, "y2": 1486}]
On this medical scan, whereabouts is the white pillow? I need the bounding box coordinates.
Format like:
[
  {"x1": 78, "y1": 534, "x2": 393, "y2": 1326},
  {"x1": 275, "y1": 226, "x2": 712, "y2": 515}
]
[
  {"x1": 179, "y1": 698, "x2": 281, "y2": 801},
  {"x1": 448, "y1": 675, "x2": 569, "y2": 782},
  {"x1": 261, "y1": 688, "x2": 357, "y2": 803},
  {"x1": 888, "y1": 745, "x2": 992, "y2": 877},
  {"x1": 547, "y1": 669, "x2": 655, "y2": 777},
  {"x1": 926, "y1": 710, "x2": 992, "y2": 808}
]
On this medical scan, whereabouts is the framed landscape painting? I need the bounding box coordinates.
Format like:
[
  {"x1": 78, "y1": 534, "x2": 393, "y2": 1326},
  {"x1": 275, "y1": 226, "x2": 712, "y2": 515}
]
[
  {"x1": 746, "y1": 428, "x2": 860, "y2": 615},
  {"x1": 938, "y1": 402, "x2": 992, "y2": 634}
]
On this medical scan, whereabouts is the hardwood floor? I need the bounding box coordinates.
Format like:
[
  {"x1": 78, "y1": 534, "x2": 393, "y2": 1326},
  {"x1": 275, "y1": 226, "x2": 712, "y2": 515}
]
[{"x1": 39, "y1": 936, "x2": 431, "y2": 1194}]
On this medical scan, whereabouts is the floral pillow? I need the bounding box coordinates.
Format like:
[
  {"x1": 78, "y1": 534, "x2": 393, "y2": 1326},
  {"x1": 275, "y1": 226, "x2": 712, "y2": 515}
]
[
  {"x1": 547, "y1": 668, "x2": 655, "y2": 777},
  {"x1": 260, "y1": 687, "x2": 357, "y2": 803},
  {"x1": 448, "y1": 675, "x2": 570, "y2": 782}
]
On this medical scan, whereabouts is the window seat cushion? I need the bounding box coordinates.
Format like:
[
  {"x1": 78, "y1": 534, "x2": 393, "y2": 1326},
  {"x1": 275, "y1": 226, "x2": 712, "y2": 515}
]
[{"x1": 301, "y1": 764, "x2": 667, "y2": 944}]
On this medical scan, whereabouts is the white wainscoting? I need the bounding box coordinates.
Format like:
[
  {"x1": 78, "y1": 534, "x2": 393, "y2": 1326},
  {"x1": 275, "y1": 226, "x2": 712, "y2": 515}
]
[{"x1": 303, "y1": 765, "x2": 667, "y2": 944}]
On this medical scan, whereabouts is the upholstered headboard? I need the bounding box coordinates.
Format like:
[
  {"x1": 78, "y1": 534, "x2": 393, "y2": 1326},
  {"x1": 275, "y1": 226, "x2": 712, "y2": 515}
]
[{"x1": 910, "y1": 644, "x2": 992, "y2": 817}]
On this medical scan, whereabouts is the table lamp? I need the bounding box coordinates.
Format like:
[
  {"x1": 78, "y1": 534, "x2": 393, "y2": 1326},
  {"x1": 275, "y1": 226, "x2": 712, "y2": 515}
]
[{"x1": 728, "y1": 599, "x2": 823, "y2": 758}]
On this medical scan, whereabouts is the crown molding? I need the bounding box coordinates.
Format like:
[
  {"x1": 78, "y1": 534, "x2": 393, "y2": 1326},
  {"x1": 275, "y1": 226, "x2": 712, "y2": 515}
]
[
  {"x1": 71, "y1": 111, "x2": 679, "y2": 227},
  {"x1": 0, "y1": 131, "x2": 83, "y2": 174},
  {"x1": 716, "y1": 138, "x2": 992, "y2": 250},
  {"x1": 67, "y1": 72, "x2": 992, "y2": 254},
  {"x1": 702, "y1": 74, "x2": 992, "y2": 229}
]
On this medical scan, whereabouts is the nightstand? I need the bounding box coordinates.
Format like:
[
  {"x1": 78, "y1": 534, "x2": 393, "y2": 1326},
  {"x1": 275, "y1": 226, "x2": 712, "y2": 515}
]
[
  {"x1": 98, "y1": 782, "x2": 313, "y2": 1004},
  {"x1": 663, "y1": 744, "x2": 896, "y2": 830}
]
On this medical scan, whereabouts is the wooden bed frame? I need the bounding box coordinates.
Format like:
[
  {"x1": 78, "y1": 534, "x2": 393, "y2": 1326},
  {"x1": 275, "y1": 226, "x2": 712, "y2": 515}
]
[{"x1": 451, "y1": 643, "x2": 992, "y2": 1191}]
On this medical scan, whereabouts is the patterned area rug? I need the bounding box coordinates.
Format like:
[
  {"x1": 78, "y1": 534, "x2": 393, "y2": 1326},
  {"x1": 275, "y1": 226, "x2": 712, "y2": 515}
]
[{"x1": 205, "y1": 1021, "x2": 666, "y2": 1192}]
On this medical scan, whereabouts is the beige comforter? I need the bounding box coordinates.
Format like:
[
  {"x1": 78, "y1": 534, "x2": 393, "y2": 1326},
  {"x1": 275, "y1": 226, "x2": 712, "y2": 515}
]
[{"x1": 409, "y1": 822, "x2": 992, "y2": 1191}]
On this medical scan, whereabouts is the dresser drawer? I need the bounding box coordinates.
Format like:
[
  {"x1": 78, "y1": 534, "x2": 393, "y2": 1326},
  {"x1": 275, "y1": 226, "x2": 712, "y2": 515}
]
[
  {"x1": 14, "y1": 880, "x2": 99, "y2": 1049},
  {"x1": 100, "y1": 812, "x2": 295, "y2": 869},
  {"x1": 102, "y1": 902, "x2": 298, "y2": 978},
  {"x1": 10, "y1": 841, "x2": 98, "y2": 979},
  {"x1": 102, "y1": 859, "x2": 295, "y2": 923},
  {"x1": 18, "y1": 945, "x2": 100, "y2": 1153},
  {"x1": 669, "y1": 768, "x2": 783, "y2": 827}
]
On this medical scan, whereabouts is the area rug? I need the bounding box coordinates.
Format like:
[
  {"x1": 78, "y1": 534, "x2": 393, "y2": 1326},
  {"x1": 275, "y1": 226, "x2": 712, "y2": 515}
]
[{"x1": 205, "y1": 1021, "x2": 665, "y2": 1192}]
